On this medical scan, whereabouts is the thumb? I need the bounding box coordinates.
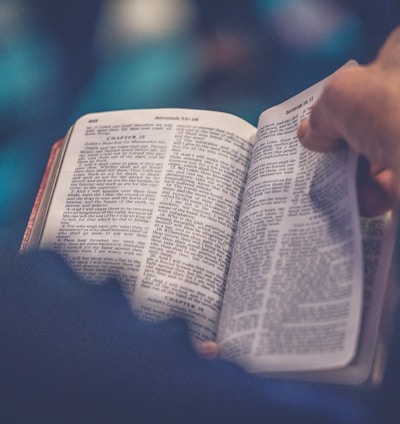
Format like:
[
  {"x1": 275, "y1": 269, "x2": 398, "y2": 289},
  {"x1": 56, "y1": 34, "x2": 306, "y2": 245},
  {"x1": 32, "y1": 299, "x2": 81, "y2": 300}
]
[
  {"x1": 297, "y1": 104, "x2": 344, "y2": 153},
  {"x1": 297, "y1": 63, "x2": 363, "y2": 153}
]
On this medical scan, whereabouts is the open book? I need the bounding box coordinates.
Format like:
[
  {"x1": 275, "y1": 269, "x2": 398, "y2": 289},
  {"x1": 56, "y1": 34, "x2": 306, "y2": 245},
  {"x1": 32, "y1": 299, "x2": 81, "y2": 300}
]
[{"x1": 22, "y1": 70, "x2": 398, "y2": 386}]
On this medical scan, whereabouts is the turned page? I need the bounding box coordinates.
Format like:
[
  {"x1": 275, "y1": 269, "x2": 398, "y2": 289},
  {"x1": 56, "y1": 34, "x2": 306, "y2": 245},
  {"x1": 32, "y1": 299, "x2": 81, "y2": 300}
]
[
  {"x1": 39, "y1": 109, "x2": 256, "y2": 341},
  {"x1": 216, "y1": 81, "x2": 363, "y2": 372}
]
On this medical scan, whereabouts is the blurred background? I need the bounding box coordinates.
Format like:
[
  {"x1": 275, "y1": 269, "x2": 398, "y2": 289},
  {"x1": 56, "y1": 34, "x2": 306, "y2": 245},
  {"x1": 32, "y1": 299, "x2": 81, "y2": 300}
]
[{"x1": 0, "y1": 0, "x2": 399, "y2": 250}]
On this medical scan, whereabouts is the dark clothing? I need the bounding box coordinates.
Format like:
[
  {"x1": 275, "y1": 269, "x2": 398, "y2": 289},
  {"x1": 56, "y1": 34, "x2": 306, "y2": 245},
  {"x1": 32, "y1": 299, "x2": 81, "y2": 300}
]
[{"x1": 0, "y1": 250, "x2": 375, "y2": 423}]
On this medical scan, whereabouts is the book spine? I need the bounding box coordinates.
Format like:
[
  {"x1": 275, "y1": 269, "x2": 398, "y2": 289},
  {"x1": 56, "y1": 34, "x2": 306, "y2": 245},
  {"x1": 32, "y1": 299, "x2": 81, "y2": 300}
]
[{"x1": 20, "y1": 140, "x2": 63, "y2": 252}]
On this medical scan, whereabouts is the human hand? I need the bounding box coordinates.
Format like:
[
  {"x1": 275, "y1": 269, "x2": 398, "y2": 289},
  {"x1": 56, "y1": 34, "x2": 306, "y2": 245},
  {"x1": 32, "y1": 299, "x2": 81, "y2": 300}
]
[
  {"x1": 194, "y1": 341, "x2": 220, "y2": 359},
  {"x1": 356, "y1": 157, "x2": 397, "y2": 216},
  {"x1": 298, "y1": 26, "x2": 400, "y2": 216}
]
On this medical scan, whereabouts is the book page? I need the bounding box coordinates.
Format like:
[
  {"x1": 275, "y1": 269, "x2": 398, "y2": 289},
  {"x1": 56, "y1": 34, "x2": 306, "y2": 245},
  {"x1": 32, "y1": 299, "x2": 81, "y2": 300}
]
[
  {"x1": 39, "y1": 109, "x2": 256, "y2": 341},
  {"x1": 217, "y1": 80, "x2": 363, "y2": 373},
  {"x1": 333, "y1": 212, "x2": 398, "y2": 384},
  {"x1": 240, "y1": 212, "x2": 398, "y2": 385}
]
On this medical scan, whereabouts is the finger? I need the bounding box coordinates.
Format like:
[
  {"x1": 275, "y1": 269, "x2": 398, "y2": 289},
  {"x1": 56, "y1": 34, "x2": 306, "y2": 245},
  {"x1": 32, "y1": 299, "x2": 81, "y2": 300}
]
[
  {"x1": 298, "y1": 63, "x2": 364, "y2": 154},
  {"x1": 297, "y1": 110, "x2": 344, "y2": 153},
  {"x1": 194, "y1": 341, "x2": 220, "y2": 359},
  {"x1": 357, "y1": 157, "x2": 397, "y2": 217},
  {"x1": 375, "y1": 25, "x2": 400, "y2": 69}
]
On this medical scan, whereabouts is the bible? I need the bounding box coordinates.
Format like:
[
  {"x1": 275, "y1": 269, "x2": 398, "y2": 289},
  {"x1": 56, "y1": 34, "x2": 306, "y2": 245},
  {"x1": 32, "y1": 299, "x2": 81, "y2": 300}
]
[{"x1": 21, "y1": 70, "x2": 398, "y2": 386}]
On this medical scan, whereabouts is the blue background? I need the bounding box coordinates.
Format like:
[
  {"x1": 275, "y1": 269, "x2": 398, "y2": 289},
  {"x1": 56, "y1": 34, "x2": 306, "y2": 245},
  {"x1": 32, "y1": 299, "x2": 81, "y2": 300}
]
[{"x1": 0, "y1": 0, "x2": 399, "y2": 250}]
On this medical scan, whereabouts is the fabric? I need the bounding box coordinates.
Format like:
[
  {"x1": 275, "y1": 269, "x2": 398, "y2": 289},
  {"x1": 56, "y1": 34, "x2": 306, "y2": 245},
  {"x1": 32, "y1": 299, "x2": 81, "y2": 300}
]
[{"x1": 0, "y1": 249, "x2": 381, "y2": 423}]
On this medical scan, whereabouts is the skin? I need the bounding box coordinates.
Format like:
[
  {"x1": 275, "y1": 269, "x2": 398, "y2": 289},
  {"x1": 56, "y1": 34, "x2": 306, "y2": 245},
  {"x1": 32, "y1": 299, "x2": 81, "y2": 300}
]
[
  {"x1": 298, "y1": 26, "x2": 400, "y2": 216},
  {"x1": 200, "y1": 27, "x2": 400, "y2": 356}
]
